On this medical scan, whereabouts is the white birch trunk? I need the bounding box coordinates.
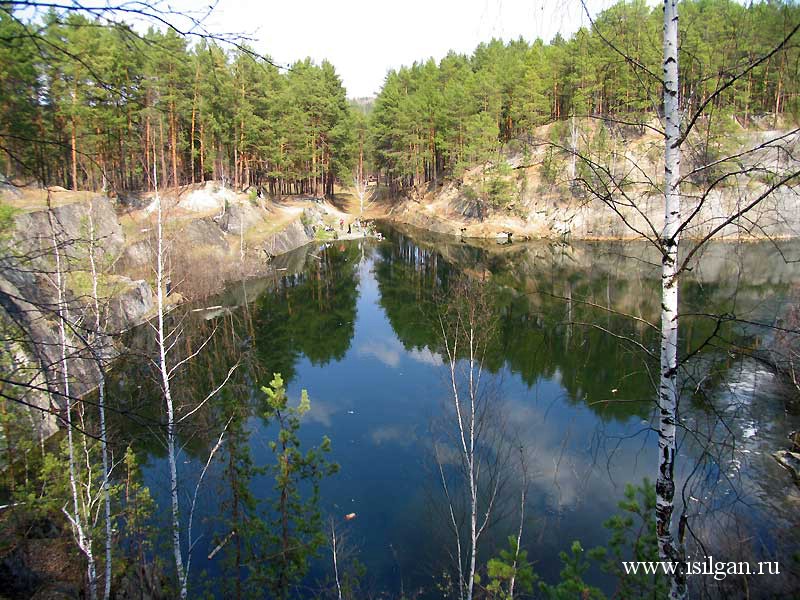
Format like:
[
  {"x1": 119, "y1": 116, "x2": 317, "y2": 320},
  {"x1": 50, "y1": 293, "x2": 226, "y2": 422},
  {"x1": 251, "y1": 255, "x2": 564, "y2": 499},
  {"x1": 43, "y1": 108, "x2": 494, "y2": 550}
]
[
  {"x1": 49, "y1": 211, "x2": 98, "y2": 600},
  {"x1": 330, "y1": 519, "x2": 342, "y2": 600},
  {"x1": 440, "y1": 313, "x2": 497, "y2": 600},
  {"x1": 154, "y1": 162, "x2": 187, "y2": 598},
  {"x1": 658, "y1": 1, "x2": 686, "y2": 598},
  {"x1": 569, "y1": 116, "x2": 578, "y2": 180},
  {"x1": 466, "y1": 328, "x2": 477, "y2": 600},
  {"x1": 88, "y1": 209, "x2": 113, "y2": 600},
  {"x1": 508, "y1": 454, "x2": 527, "y2": 600},
  {"x1": 353, "y1": 172, "x2": 368, "y2": 216}
]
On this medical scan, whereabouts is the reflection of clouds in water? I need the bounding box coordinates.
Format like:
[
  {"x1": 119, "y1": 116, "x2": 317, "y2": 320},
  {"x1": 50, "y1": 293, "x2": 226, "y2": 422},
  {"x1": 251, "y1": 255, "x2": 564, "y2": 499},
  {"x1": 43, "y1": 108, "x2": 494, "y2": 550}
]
[
  {"x1": 431, "y1": 393, "x2": 596, "y2": 509},
  {"x1": 357, "y1": 337, "x2": 444, "y2": 368},
  {"x1": 501, "y1": 395, "x2": 621, "y2": 511},
  {"x1": 303, "y1": 398, "x2": 339, "y2": 427},
  {"x1": 370, "y1": 425, "x2": 417, "y2": 446},
  {"x1": 408, "y1": 347, "x2": 443, "y2": 366},
  {"x1": 357, "y1": 339, "x2": 401, "y2": 367},
  {"x1": 431, "y1": 442, "x2": 462, "y2": 467}
]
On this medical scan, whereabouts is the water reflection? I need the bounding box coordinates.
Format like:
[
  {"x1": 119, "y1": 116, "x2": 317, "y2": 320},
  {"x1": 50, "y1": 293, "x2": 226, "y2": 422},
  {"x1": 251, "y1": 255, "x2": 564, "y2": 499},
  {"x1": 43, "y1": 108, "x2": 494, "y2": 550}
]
[{"x1": 108, "y1": 227, "x2": 800, "y2": 597}]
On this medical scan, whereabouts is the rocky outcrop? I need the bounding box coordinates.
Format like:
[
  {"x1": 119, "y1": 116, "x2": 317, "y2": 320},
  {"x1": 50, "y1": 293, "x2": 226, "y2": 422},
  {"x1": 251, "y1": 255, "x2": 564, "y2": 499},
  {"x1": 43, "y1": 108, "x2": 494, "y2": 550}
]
[
  {"x1": 107, "y1": 278, "x2": 155, "y2": 333},
  {"x1": 0, "y1": 198, "x2": 127, "y2": 439},
  {"x1": 262, "y1": 219, "x2": 314, "y2": 255},
  {"x1": 14, "y1": 196, "x2": 124, "y2": 260},
  {"x1": 0, "y1": 188, "x2": 318, "y2": 441},
  {"x1": 382, "y1": 127, "x2": 800, "y2": 241}
]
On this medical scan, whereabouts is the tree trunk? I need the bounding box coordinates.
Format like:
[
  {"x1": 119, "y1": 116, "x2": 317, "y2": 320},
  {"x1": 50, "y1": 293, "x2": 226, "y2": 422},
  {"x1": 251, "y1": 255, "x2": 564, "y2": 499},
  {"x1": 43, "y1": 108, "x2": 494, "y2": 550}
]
[
  {"x1": 199, "y1": 120, "x2": 205, "y2": 183},
  {"x1": 190, "y1": 64, "x2": 199, "y2": 184},
  {"x1": 87, "y1": 209, "x2": 113, "y2": 600},
  {"x1": 170, "y1": 100, "x2": 179, "y2": 189},
  {"x1": 159, "y1": 119, "x2": 167, "y2": 191},
  {"x1": 70, "y1": 89, "x2": 79, "y2": 191},
  {"x1": 50, "y1": 209, "x2": 98, "y2": 600},
  {"x1": 154, "y1": 160, "x2": 187, "y2": 598},
  {"x1": 658, "y1": 1, "x2": 686, "y2": 598}
]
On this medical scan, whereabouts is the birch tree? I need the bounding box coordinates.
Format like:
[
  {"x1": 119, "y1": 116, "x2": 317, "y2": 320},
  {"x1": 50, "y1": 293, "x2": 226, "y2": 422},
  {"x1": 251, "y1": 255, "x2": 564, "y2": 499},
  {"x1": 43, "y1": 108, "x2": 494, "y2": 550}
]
[
  {"x1": 435, "y1": 277, "x2": 509, "y2": 600},
  {"x1": 352, "y1": 171, "x2": 369, "y2": 216},
  {"x1": 151, "y1": 158, "x2": 187, "y2": 598},
  {"x1": 47, "y1": 205, "x2": 99, "y2": 600},
  {"x1": 656, "y1": 1, "x2": 686, "y2": 597},
  {"x1": 549, "y1": 2, "x2": 800, "y2": 598},
  {"x1": 87, "y1": 205, "x2": 114, "y2": 600},
  {"x1": 150, "y1": 159, "x2": 238, "y2": 598}
]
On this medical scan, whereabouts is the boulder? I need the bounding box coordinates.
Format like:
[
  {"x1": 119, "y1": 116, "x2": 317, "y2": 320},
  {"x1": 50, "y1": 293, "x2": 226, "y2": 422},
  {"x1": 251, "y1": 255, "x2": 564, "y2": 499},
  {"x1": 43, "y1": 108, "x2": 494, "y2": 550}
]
[{"x1": 218, "y1": 202, "x2": 263, "y2": 234}]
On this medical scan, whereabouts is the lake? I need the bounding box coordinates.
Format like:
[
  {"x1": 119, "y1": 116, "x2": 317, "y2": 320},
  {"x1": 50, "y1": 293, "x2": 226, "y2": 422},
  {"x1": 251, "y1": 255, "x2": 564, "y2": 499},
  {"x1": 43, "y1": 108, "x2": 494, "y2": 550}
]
[{"x1": 109, "y1": 225, "x2": 800, "y2": 598}]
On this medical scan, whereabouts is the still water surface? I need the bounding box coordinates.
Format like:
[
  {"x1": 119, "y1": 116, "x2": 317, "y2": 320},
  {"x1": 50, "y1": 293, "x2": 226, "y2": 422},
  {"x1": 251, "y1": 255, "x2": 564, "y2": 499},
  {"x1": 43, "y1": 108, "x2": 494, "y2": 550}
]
[{"x1": 111, "y1": 225, "x2": 800, "y2": 597}]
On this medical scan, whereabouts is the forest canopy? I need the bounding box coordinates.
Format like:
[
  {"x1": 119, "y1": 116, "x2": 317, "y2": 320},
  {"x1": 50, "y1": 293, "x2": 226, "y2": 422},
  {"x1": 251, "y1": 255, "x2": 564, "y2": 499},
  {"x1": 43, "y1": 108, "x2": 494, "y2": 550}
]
[
  {"x1": 0, "y1": 8, "x2": 354, "y2": 195},
  {"x1": 370, "y1": 0, "x2": 800, "y2": 188},
  {"x1": 1, "y1": 0, "x2": 797, "y2": 194}
]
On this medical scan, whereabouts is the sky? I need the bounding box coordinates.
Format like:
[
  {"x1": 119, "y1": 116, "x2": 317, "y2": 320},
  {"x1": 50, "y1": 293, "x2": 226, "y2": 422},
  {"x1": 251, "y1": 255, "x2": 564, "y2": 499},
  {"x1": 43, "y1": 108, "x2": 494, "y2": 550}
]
[{"x1": 190, "y1": 0, "x2": 617, "y2": 98}]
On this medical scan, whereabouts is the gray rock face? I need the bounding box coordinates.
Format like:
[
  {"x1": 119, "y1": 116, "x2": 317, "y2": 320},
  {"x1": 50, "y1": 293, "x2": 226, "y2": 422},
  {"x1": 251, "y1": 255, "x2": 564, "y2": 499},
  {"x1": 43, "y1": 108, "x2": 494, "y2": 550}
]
[
  {"x1": 1, "y1": 195, "x2": 319, "y2": 445},
  {"x1": 108, "y1": 278, "x2": 155, "y2": 333},
  {"x1": 263, "y1": 219, "x2": 313, "y2": 255},
  {"x1": 180, "y1": 217, "x2": 228, "y2": 251},
  {"x1": 1, "y1": 198, "x2": 138, "y2": 436},
  {"x1": 115, "y1": 238, "x2": 154, "y2": 274},
  {"x1": 0, "y1": 182, "x2": 22, "y2": 198},
  {"x1": 13, "y1": 196, "x2": 124, "y2": 261},
  {"x1": 218, "y1": 202, "x2": 263, "y2": 234}
]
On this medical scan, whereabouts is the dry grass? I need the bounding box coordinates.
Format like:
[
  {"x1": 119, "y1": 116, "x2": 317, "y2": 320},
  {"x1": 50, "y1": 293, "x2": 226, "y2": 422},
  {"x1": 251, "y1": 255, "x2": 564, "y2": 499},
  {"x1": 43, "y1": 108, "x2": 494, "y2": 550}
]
[{"x1": 0, "y1": 187, "x2": 98, "y2": 212}]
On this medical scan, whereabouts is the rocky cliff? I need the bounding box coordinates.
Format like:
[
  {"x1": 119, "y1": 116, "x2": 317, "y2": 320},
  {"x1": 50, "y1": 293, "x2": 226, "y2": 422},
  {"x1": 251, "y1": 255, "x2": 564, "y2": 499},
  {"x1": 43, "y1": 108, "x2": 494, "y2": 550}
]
[
  {"x1": 0, "y1": 184, "x2": 318, "y2": 440},
  {"x1": 381, "y1": 125, "x2": 800, "y2": 241}
]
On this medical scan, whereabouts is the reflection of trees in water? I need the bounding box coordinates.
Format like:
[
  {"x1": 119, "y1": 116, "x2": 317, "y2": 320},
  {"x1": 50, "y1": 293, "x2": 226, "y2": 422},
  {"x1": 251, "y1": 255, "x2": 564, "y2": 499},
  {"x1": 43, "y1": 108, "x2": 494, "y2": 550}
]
[
  {"x1": 101, "y1": 230, "x2": 800, "y2": 596},
  {"x1": 107, "y1": 242, "x2": 362, "y2": 462},
  {"x1": 375, "y1": 228, "x2": 796, "y2": 424},
  {"x1": 106, "y1": 243, "x2": 361, "y2": 598},
  {"x1": 253, "y1": 242, "x2": 360, "y2": 382},
  {"x1": 376, "y1": 229, "x2": 658, "y2": 421}
]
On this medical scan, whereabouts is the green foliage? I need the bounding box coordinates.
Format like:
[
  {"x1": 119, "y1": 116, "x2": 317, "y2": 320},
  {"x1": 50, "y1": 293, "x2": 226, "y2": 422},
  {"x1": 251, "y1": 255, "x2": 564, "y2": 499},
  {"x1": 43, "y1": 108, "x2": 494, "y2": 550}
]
[
  {"x1": 538, "y1": 541, "x2": 605, "y2": 600},
  {"x1": 462, "y1": 184, "x2": 479, "y2": 202},
  {"x1": 315, "y1": 228, "x2": 336, "y2": 241},
  {"x1": 339, "y1": 557, "x2": 367, "y2": 599},
  {"x1": 685, "y1": 109, "x2": 745, "y2": 186},
  {"x1": 253, "y1": 244, "x2": 360, "y2": 381},
  {"x1": 587, "y1": 479, "x2": 667, "y2": 599},
  {"x1": 13, "y1": 435, "x2": 155, "y2": 588},
  {"x1": 483, "y1": 160, "x2": 514, "y2": 207},
  {"x1": 257, "y1": 373, "x2": 339, "y2": 599},
  {"x1": 0, "y1": 203, "x2": 17, "y2": 238},
  {"x1": 3, "y1": 0, "x2": 797, "y2": 192},
  {"x1": 486, "y1": 536, "x2": 536, "y2": 599},
  {"x1": 0, "y1": 8, "x2": 355, "y2": 193},
  {"x1": 533, "y1": 479, "x2": 664, "y2": 599},
  {"x1": 539, "y1": 146, "x2": 562, "y2": 187},
  {"x1": 119, "y1": 446, "x2": 156, "y2": 578}
]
